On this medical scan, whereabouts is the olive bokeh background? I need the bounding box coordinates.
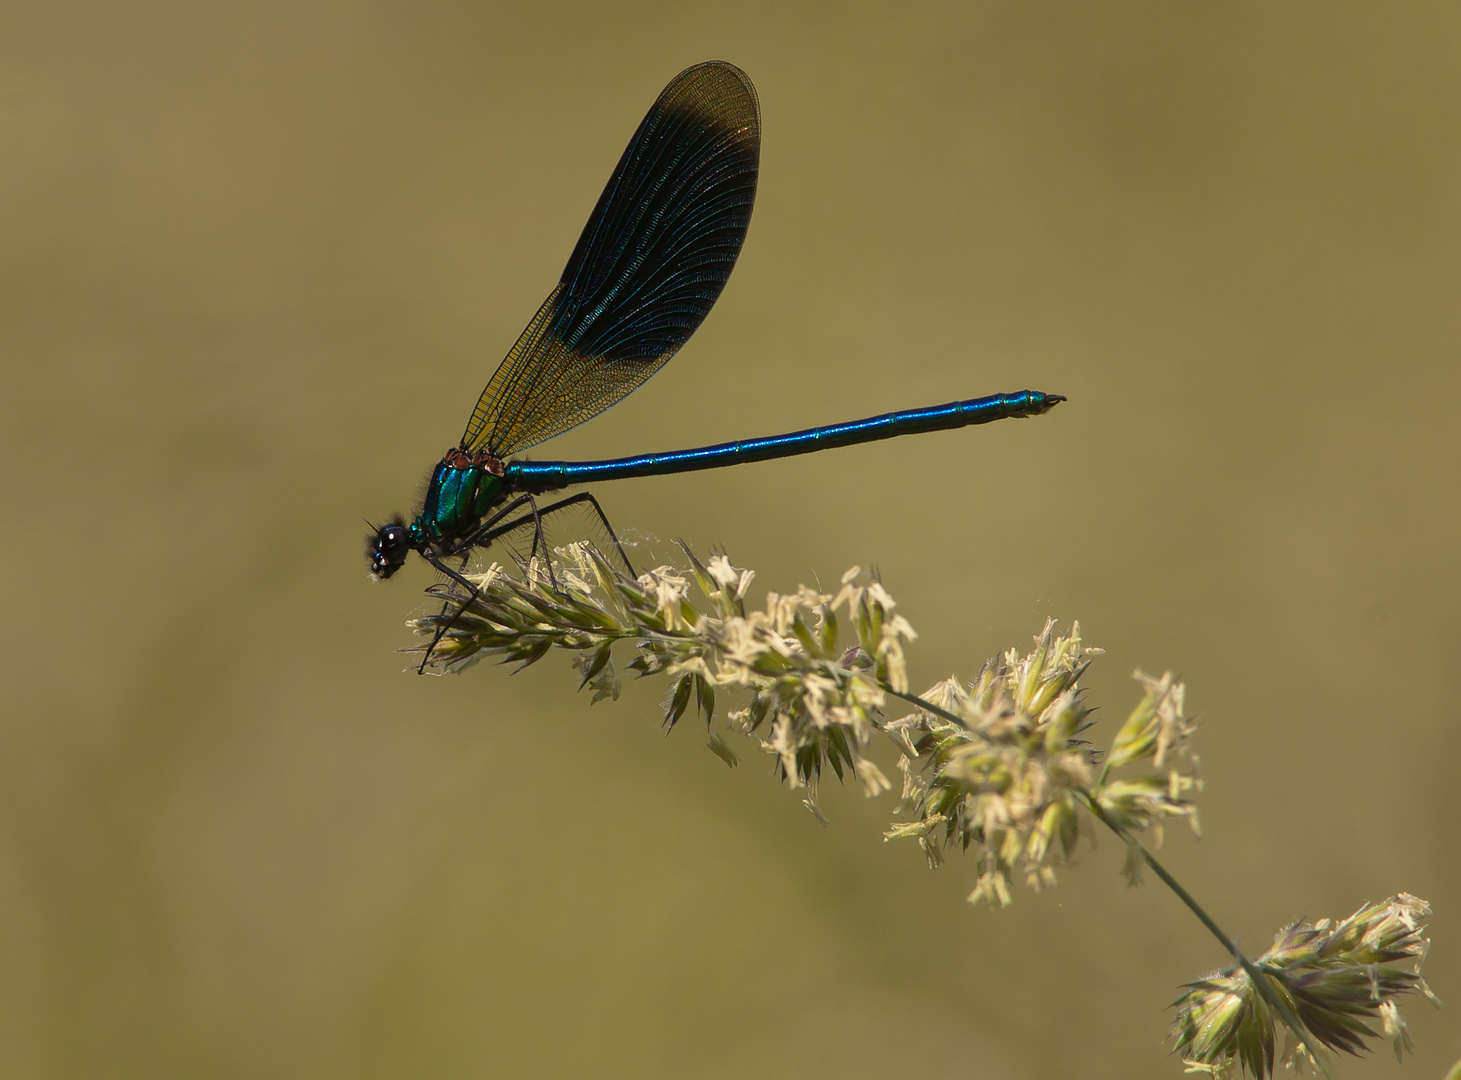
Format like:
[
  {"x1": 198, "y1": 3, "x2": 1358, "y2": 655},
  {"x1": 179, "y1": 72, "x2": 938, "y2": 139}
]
[{"x1": 3, "y1": 3, "x2": 1458, "y2": 1078}]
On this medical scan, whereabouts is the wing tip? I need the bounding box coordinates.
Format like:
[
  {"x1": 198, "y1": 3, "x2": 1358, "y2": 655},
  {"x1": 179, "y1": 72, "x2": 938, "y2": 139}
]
[{"x1": 661, "y1": 60, "x2": 761, "y2": 134}]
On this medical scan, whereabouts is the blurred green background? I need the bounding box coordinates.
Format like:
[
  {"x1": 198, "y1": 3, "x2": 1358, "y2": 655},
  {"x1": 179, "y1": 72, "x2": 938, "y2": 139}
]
[{"x1": 2, "y1": 2, "x2": 1458, "y2": 1077}]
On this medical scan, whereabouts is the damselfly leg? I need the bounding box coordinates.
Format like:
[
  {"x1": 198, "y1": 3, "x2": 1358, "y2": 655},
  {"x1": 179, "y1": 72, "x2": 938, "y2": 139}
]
[{"x1": 418, "y1": 492, "x2": 634, "y2": 672}]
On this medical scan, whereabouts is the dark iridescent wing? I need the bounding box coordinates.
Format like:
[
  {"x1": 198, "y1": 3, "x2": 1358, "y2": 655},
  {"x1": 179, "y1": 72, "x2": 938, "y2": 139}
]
[{"x1": 461, "y1": 61, "x2": 760, "y2": 457}]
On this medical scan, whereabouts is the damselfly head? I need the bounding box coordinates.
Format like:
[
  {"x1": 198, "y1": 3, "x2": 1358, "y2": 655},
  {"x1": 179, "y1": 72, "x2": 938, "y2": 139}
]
[{"x1": 367, "y1": 517, "x2": 412, "y2": 580}]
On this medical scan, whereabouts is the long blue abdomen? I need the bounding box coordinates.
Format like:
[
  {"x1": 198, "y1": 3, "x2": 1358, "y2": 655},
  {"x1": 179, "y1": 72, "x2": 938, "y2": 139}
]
[{"x1": 507, "y1": 391, "x2": 1061, "y2": 491}]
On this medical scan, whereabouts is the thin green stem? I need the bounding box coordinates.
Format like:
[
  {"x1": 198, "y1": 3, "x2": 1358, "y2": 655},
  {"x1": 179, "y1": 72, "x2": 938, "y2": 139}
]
[
  {"x1": 1075, "y1": 791, "x2": 1237, "y2": 953},
  {"x1": 885, "y1": 687, "x2": 971, "y2": 731},
  {"x1": 1075, "y1": 795, "x2": 1334, "y2": 1078}
]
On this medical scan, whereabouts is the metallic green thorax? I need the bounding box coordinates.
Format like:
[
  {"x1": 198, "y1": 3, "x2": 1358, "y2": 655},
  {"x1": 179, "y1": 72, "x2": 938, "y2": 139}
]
[{"x1": 411, "y1": 459, "x2": 507, "y2": 549}]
